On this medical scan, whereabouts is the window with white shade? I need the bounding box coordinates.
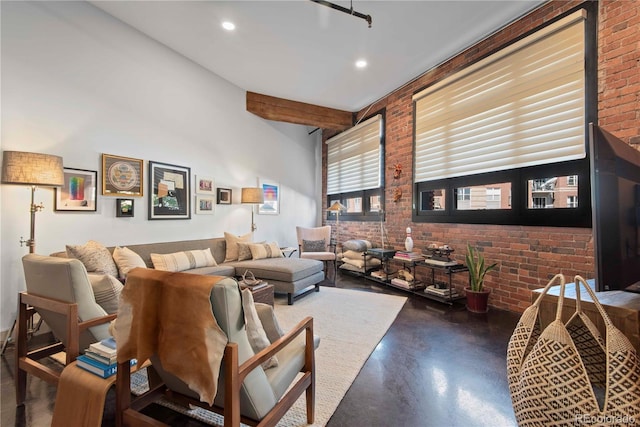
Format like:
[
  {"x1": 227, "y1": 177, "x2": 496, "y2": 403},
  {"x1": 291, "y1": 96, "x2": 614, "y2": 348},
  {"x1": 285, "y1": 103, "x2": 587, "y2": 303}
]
[
  {"x1": 412, "y1": 5, "x2": 595, "y2": 227},
  {"x1": 326, "y1": 113, "x2": 384, "y2": 221}
]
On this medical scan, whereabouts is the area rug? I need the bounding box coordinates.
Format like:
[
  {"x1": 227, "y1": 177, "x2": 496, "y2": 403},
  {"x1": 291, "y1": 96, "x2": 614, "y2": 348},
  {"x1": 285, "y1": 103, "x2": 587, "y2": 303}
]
[{"x1": 133, "y1": 287, "x2": 407, "y2": 426}]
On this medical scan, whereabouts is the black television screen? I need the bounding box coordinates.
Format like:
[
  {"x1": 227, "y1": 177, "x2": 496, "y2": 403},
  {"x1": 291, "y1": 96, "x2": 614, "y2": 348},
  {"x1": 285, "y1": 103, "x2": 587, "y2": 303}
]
[{"x1": 589, "y1": 123, "x2": 640, "y2": 292}]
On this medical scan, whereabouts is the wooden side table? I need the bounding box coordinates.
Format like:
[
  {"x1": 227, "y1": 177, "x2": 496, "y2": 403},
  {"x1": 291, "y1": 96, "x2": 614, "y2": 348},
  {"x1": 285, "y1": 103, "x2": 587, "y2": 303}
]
[{"x1": 243, "y1": 284, "x2": 275, "y2": 306}]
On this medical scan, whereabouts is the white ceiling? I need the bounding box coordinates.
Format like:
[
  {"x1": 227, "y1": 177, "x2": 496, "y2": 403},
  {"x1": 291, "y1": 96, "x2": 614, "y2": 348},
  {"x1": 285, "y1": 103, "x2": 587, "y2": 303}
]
[{"x1": 92, "y1": 0, "x2": 544, "y2": 112}]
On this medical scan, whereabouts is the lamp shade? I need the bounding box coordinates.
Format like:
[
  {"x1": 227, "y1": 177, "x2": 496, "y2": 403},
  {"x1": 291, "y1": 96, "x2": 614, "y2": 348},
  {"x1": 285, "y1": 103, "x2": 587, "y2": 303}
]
[
  {"x1": 327, "y1": 201, "x2": 346, "y2": 212},
  {"x1": 2, "y1": 151, "x2": 64, "y2": 187},
  {"x1": 241, "y1": 187, "x2": 264, "y2": 204}
]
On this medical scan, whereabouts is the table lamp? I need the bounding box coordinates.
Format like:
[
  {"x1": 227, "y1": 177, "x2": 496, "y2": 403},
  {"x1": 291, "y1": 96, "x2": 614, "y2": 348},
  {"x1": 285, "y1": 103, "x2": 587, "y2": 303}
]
[{"x1": 241, "y1": 187, "x2": 264, "y2": 232}]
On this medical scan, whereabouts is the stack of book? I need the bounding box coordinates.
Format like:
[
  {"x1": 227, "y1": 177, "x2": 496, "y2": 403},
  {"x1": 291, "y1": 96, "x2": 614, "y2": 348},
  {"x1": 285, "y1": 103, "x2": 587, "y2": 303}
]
[
  {"x1": 393, "y1": 251, "x2": 425, "y2": 262},
  {"x1": 370, "y1": 270, "x2": 389, "y2": 280},
  {"x1": 424, "y1": 285, "x2": 460, "y2": 298},
  {"x1": 76, "y1": 337, "x2": 135, "y2": 378},
  {"x1": 390, "y1": 277, "x2": 424, "y2": 290}
]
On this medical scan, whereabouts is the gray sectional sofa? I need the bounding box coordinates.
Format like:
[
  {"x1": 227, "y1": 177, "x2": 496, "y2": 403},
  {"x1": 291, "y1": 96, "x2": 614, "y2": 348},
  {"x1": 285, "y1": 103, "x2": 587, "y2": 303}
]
[{"x1": 53, "y1": 237, "x2": 325, "y2": 304}]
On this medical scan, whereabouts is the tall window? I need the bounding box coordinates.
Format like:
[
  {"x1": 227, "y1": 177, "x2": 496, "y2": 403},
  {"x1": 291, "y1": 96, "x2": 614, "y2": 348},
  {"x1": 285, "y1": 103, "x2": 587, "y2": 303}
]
[
  {"x1": 327, "y1": 114, "x2": 384, "y2": 220},
  {"x1": 412, "y1": 6, "x2": 594, "y2": 227}
]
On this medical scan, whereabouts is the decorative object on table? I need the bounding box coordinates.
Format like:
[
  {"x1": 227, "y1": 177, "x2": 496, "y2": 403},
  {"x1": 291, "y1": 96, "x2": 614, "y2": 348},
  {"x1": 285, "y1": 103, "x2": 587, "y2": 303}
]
[
  {"x1": 195, "y1": 195, "x2": 215, "y2": 214},
  {"x1": 424, "y1": 244, "x2": 457, "y2": 267},
  {"x1": 148, "y1": 161, "x2": 191, "y2": 220},
  {"x1": 195, "y1": 175, "x2": 214, "y2": 195},
  {"x1": 101, "y1": 154, "x2": 143, "y2": 197},
  {"x1": 258, "y1": 180, "x2": 279, "y2": 215},
  {"x1": 241, "y1": 187, "x2": 264, "y2": 232},
  {"x1": 116, "y1": 198, "x2": 134, "y2": 217},
  {"x1": 507, "y1": 274, "x2": 640, "y2": 426},
  {"x1": 54, "y1": 168, "x2": 97, "y2": 212},
  {"x1": 464, "y1": 244, "x2": 497, "y2": 313},
  {"x1": 326, "y1": 201, "x2": 346, "y2": 246},
  {"x1": 1, "y1": 150, "x2": 64, "y2": 355},
  {"x1": 216, "y1": 187, "x2": 231, "y2": 204},
  {"x1": 404, "y1": 227, "x2": 413, "y2": 252}
]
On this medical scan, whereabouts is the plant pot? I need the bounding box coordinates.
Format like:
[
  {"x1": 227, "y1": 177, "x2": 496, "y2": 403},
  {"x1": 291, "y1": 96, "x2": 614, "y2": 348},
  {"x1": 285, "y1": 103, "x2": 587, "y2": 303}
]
[{"x1": 465, "y1": 288, "x2": 491, "y2": 313}]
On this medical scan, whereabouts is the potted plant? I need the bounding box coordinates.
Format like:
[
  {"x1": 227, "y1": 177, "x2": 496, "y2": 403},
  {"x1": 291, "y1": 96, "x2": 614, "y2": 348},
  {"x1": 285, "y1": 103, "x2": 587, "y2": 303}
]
[{"x1": 464, "y1": 244, "x2": 498, "y2": 313}]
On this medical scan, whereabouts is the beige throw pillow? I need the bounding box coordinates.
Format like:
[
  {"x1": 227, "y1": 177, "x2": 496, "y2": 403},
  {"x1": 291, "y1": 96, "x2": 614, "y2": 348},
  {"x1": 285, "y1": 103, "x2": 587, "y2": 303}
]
[
  {"x1": 66, "y1": 240, "x2": 119, "y2": 277},
  {"x1": 87, "y1": 273, "x2": 123, "y2": 314},
  {"x1": 249, "y1": 242, "x2": 283, "y2": 260},
  {"x1": 241, "y1": 289, "x2": 278, "y2": 369},
  {"x1": 224, "y1": 232, "x2": 252, "y2": 262},
  {"x1": 151, "y1": 249, "x2": 216, "y2": 272},
  {"x1": 112, "y1": 246, "x2": 147, "y2": 277}
]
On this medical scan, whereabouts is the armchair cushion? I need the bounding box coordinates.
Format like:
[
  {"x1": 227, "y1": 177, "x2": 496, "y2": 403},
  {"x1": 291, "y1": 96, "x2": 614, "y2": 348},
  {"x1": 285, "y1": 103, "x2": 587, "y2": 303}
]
[
  {"x1": 241, "y1": 289, "x2": 278, "y2": 369},
  {"x1": 87, "y1": 273, "x2": 123, "y2": 314},
  {"x1": 66, "y1": 240, "x2": 119, "y2": 277},
  {"x1": 302, "y1": 239, "x2": 327, "y2": 252}
]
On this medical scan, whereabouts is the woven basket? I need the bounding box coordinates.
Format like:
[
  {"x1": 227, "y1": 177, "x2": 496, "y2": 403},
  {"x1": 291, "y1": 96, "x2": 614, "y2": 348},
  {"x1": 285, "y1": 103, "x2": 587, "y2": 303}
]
[{"x1": 507, "y1": 274, "x2": 640, "y2": 426}]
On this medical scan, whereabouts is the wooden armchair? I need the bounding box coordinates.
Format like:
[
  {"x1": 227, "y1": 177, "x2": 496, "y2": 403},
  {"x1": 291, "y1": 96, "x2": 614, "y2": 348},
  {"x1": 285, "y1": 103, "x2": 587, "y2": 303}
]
[
  {"x1": 16, "y1": 254, "x2": 115, "y2": 406},
  {"x1": 115, "y1": 270, "x2": 316, "y2": 427}
]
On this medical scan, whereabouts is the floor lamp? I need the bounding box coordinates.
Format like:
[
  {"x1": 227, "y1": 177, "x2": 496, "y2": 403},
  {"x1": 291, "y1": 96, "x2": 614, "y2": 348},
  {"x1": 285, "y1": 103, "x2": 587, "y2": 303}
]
[
  {"x1": 1, "y1": 151, "x2": 64, "y2": 354},
  {"x1": 241, "y1": 187, "x2": 264, "y2": 232},
  {"x1": 326, "y1": 201, "x2": 346, "y2": 248}
]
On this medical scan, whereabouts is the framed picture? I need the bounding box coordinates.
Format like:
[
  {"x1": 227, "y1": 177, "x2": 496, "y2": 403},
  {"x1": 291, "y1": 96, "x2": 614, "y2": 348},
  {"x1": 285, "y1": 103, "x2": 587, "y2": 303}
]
[
  {"x1": 258, "y1": 181, "x2": 279, "y2": 215},
  {"x1": 102, "y1": 154, "x2": 143, "y2": 197},
  {"x1": 195, "y1": 175, "x2": 215, "y2": 195},
  {"x1": 148, "y1": 161, "x2": 191, "y2": 220},
  {"x1": 116, "y1": 199, "x2": 134, "y2": 217},
  {"x1": 55, "y1": 168, "x2": 97, "y2": 211},
  {"x1": 217, "y1": 188, "x2": 232, "y2": 205},
  {"x1": 195, "y1": 196, "x2": 215, "y2": 214}
]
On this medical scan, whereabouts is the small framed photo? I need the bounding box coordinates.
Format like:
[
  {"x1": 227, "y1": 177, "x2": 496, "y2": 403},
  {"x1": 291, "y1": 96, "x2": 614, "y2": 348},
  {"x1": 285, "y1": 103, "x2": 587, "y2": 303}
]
[
  {"x1": 195, "y1": 196, "x2": 215, "y2": 214},
  {"x1": 195, "y1": 175, "x2": 215, "y2": 195},
  {"x1": 148, "y1": 160, "x2": 191, "y2": 220},
  {"x1": 102, "y1": 154, "x2": 143, "y2": 197},
  {"x1": 116, "y1": 199, "x2": 134, "y2": 217},
  {"x1": 217, "y1": 188, "x2": 232, "y2": 205},
  {"x1": 258, "y1": 181, "x2": 279, "y2": 215},
  {"x1": 55, "y1": 168, "x2": 97, "y2": 212}
]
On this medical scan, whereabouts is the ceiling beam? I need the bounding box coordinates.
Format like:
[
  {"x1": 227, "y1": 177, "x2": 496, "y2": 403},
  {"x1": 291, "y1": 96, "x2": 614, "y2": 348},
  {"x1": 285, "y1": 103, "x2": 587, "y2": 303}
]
[{"x1": 246, "y1": 91, "x2": 353, "y2": 131}]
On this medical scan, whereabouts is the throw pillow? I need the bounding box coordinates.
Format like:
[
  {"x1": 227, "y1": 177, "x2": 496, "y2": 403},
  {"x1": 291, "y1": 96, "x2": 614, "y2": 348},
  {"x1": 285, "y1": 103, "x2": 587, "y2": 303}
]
[
  {"x1": 237, "y1": 242, "x2": 254, "y2": 261},
  {"x1": 241, "y1": 289, "x2": 278, "y2": 369},
  {"x1": 302, "y1": 239, "x2": 326, "y2": 253},
  {"x1": 112, "y1": 246, "x2": 147, "y2": 277},
  {"x1": 66, "y1": 240, "x2": 119, "y2": 277},
  {"x1": 224, "y1": 232, "x2": 252, "y2": 262},
  {"x1": 151, "y1": 249, "x2": 216, "y2": 272},
  {"x1": 249, "y1": 242, "x2": 283, "y2": 260},
  {"x1": 87, "y1": 273, "x2": 123, "y2": 314}
]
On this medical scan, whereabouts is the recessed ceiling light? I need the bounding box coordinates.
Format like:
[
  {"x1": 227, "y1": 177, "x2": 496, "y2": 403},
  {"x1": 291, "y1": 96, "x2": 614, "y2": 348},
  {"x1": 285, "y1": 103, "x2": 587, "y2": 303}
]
[
  {"x1": 222, "y1": 21, "x2": 236, "y2": 31},
  {"x1": 355, "y1": 59, "x2": 367, "y2": 69}
]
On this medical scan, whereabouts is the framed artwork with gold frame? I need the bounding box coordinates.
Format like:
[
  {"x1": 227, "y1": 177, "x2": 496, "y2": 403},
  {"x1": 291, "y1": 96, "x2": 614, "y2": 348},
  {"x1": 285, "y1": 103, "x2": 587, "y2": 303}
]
[{"x1": 102, "y1": 154, "x2": 144, "y2": 197}]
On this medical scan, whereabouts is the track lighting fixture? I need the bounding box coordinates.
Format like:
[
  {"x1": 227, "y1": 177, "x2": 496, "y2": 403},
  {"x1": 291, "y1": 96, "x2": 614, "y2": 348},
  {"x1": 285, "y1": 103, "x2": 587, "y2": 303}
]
[{"x1": 310, "y1": 0, "x2": 372, "y2": 28}]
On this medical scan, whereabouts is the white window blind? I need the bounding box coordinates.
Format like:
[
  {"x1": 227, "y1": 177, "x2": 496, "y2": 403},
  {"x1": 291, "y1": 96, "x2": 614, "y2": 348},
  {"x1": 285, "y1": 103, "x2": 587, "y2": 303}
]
[
  {"x1": 413, "y1": 11, "x2": 587, "y2": 183},
  {"x1": 327, "y1": 114, "x2": 382, "y2": 195}
]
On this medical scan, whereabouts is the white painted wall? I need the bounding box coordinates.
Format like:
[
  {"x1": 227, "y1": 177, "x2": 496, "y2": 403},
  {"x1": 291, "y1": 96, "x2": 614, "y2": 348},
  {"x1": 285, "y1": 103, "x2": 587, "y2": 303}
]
[{"x1": 0, "y1": 1, "x2": 322, "y2": 332}]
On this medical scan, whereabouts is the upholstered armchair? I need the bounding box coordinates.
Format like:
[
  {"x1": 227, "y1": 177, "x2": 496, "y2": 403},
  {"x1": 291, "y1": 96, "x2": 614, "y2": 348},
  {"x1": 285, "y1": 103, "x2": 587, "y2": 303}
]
[
  {"x1": 296, "y1": 225, "x2": 337, "y2": 282},
  {"x1": 16, "y1": 254, "x2": 115, "y2": 405},
  {"x1": 115, "y1": 269, "x2": 317, "y2": 427}
]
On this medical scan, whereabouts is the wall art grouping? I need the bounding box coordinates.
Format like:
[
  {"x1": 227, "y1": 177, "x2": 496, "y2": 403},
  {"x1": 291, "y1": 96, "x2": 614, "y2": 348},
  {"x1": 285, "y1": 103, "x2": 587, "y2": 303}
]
[
  {"x1": 148, "y1": 161, "x2": 191, "y2": 220},
  {"x1": 55, "y1": 168, "x2": 97, "y2": 211},
  {"x1": 102, "y1": 154, "x2": 143, "y2": 197}
]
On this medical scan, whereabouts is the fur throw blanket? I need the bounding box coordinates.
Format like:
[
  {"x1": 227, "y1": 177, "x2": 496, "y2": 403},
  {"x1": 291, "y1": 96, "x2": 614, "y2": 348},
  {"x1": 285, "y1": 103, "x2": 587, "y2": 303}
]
[{"x1": 114, "y1": 268, "x2": 228, "y2": 405}]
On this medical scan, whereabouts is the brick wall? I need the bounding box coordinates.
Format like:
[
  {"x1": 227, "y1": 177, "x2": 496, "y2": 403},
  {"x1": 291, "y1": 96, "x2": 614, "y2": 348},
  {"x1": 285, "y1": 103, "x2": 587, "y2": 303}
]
[{"x1": 322, "y1": 0, "x2": 640, "y2": 312}]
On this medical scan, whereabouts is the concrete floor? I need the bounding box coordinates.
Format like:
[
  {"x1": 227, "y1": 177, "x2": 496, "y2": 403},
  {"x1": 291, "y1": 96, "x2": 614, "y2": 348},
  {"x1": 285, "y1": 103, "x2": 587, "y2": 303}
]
[{"x1": 1, "y1": 273, "x2": 520, "y2": 426}]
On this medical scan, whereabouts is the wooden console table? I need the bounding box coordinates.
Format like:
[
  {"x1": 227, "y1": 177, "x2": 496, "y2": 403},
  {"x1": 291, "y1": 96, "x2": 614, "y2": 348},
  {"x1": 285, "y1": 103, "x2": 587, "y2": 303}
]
[{"x1": 532, "y1": 282, "x2": 640, "y2": 351}]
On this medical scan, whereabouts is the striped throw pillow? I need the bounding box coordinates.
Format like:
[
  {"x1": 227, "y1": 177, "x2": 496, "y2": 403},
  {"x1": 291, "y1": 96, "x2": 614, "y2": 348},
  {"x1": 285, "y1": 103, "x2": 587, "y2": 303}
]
[{"x1": 151, "y1": 248, "x2": 216, "y2": 272}]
